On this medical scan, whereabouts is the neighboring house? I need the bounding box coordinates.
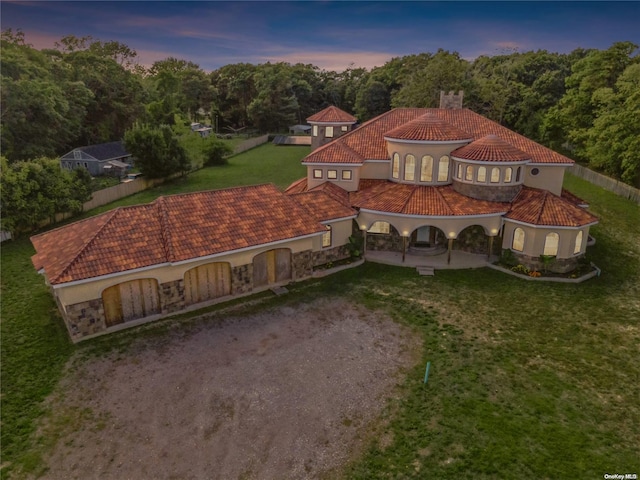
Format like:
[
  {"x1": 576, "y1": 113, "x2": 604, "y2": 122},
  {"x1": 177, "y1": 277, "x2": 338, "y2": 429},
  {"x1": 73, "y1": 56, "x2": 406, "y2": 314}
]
[
  {"x1": 289, "y1": 124, "x2": 312, "y2": 135},
  {"x1": 60, "y1": 141, "x2": 132, "y2": 177},
  {"x1": 32, "y1": 95, "x2": 598, "y2": 342}
]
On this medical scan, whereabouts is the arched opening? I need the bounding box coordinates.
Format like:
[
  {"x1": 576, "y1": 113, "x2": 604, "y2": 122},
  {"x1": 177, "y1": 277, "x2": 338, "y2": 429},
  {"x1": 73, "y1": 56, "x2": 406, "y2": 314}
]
[
  {"x1": 544, "y1": 232, "x2": 559, "y2": 256},
  {"x1": 512, "y1": 228, "x2": 525, "y2": 252},
  {"x1": 574, "y1": 231, "x2": 583, "y2": 254},
  {"x1": 183, "y1": 262, "x2": 231, "y2": 306},
  {"x1": 404, "y1": 154, "x2": 416, "y2": 181},
  {"x1": 253, "y1": 249, "x2": 292, "y2": 288},
  {"x1": 102, "y1": 278, "x2": 160, "y2": 328},
  {"x1": 408, "y1": 225, "x2": 446, "y2": 255}
]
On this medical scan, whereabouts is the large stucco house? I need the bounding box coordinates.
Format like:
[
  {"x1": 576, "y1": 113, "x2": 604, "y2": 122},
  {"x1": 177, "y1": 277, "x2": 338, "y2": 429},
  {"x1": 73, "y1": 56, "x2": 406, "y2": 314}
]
[{"x1": 32, "y1": 94, "x2": 598, "y2": 342}]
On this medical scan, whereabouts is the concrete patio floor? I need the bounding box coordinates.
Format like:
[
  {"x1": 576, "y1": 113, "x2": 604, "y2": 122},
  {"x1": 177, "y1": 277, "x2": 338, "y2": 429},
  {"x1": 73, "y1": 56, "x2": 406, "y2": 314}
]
[{"x1": 365, "y1": 250, "x2": 499, "y2": 270}]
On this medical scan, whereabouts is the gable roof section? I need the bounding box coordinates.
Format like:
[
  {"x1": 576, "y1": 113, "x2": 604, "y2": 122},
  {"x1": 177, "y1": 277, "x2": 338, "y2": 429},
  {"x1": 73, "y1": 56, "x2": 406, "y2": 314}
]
[
  {"x1": 351, "y1": 181, "x2": 509, "y2": 216},
  {"x1": 302, "y1": 108, "x2": 573, "y2": 165},
  {"x1": 451, "y1": 135, "x2": 531, "y2": 163},
  {"x1": 62, "y1": 141, "x2": 130, "y2": 162},
  {"x1": 302, "y1": 140, "x2": 364, "y2": 165},
  {"x1": 307, "y1": 105, "x2": 357, "y2": 123},
  {"x1": 506, "y1": 187, "x2": 598, "y2": 227},
  {"x1": 31, "y1": 184, "x2": 327, "y2": 285}
]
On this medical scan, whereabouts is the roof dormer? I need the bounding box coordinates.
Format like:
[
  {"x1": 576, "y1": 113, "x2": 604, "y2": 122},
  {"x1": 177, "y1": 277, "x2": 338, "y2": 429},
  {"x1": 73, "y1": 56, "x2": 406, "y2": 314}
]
[{"x1": 307, "y1": 106, "x2": 357, "y2": 151}]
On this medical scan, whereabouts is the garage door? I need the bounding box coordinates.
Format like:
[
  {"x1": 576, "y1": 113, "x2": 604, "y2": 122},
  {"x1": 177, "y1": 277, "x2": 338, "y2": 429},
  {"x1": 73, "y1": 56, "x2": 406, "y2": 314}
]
[
  {"x1": 253, "y1": 249, "x2": 291, "y2": 288},
  {"x1": 184, "y1": 262, "x2": 231, "y2": 306},
  {"x1": 102, "y1": 278, "x2": 160, "y2": 327}
]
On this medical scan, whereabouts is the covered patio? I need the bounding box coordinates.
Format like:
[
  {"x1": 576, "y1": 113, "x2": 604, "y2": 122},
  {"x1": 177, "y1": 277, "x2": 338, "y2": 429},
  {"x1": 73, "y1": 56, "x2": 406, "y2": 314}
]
[{"x1": 365, "y1": 249, "x2": 498, "y2": 270}]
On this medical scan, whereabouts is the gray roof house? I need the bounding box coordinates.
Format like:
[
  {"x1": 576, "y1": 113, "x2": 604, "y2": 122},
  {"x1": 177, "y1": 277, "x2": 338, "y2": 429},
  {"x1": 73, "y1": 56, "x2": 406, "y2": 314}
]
[{"x1": 60, "y1": 141, "x2": 132, "y2": 177}]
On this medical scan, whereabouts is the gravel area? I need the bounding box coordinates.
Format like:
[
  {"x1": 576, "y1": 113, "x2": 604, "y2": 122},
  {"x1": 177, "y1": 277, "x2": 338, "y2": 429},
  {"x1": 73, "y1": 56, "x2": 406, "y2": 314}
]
[{"x1": 37, "y1": 298, "x2": 420, "y2": 480}]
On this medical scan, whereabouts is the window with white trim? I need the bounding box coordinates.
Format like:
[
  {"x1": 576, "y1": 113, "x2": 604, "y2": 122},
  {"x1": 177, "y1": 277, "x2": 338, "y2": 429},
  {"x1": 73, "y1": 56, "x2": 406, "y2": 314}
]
[
  {"x1": 322, "y1": 225, "x2": 332, "y2": 247},
  {"x1": 325, "y1": 126, "x2": 334, "y2": 138},
  {"x1": 465, "y1": 165, "x2": 474, "y2": 182},
  {"x1": 404, "y1": 154, "x2": 416, "y2": 181},
  {"x1": 342, "y1": 170, "x2": 352, "y2": 180},
  {"x1": 544, "y1": 232, "x2": 559, "y2": 256},
  {"x1": 368, "y1": 221, "x2": 391, "y2": 234},
  {"x1": 477, "y1": 166, "x2": 487, "y2": 183},
  {"x1": 341, "y1": 125, "x2": 348, "y2": 132},
  {"x1": 421, "y1": 155, "x2": 433, "y2": 182},
  {"x1": 574, "y1": 231, "x2": 583, "y2": 254},
  {"x1": 512, "y1": 227, "x2": 525, "y2": 252},
  {"x1": 438, "y1": 156, "x2": 450, "y2": 182},
  {"x1": 457, "y1": 163, "x2": 463, "y2": 180},
  {"x1": 327, "y1": 170, "x2": 337, "y2": 179},
  {"x1": 392, "y1": 153, "x2": 400, "y2": 179},
  {"x1": 504, "y1": 167, "x2": 513, "y2": 183},
  {"x1": 313, "y1": 169, "x2": 323, "y2": 179},
  {"x1": 73, "y1": 150, "x2": 81, "y2": 160},
  {"x1": 312, "y1": 125, "x2": 318, "y2": 136},
  {"x1": 491, "y1": 167, "x2": 500, "y2": 183}
]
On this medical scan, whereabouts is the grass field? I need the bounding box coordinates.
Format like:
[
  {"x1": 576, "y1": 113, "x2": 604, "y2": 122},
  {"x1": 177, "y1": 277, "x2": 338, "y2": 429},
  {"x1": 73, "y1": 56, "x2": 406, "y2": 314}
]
[{"x1": 1, "y1": 145, "x2": 638, "y2": 479}]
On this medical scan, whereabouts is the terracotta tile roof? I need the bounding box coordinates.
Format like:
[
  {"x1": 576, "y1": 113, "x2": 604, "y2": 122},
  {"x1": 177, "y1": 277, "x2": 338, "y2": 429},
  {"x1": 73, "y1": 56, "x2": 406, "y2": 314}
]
[
  {"x1": 384, "y1": 113, "x2": 473, "y2": 142},
  {"x1": 284, "y1": 177, "x2": 308, "y2": 194},
  {"x1": 288, "y1": 190, "x2": 357, "y2": 223},
  {"x1": 302, "y1": 108, "x2": 573, "y2": 165},
  {"x1": 351, "y1": 181, "x2": 509, "y2": 216},
  {"x1": 506, "y1": 187, "x2": 598, "y2": 227},
  {"x1": 307, "y1": 105, "x2": 357, "y2": 123},
  {"x1": 451, "y1": 135, "x2": 530, "y2": 163},
  {"x1": 308, "y1": 181, "x2": 352, "y2": 208},
  {"x1": 31, "y1": 184, "x2": 327, "y2": 285},
  {"x1": 302, "y1": 140, "x2": 364, "y2": 165},
  {"x1": 561, "y1": 188, "x2": 589, "y2": 207}
]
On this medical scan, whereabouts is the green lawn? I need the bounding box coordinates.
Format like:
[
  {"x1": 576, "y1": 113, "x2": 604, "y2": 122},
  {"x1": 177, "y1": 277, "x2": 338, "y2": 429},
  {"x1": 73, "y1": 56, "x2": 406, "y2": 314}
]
[{"x1": 1, "y1": 157, "x2": 638, "y2": 478}]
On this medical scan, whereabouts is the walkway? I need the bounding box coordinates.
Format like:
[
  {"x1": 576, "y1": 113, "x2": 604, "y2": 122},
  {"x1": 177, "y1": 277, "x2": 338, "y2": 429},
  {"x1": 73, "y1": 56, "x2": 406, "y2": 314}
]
[{"x1": 365, "y1": 250, "x2": 498, "y2": 270}]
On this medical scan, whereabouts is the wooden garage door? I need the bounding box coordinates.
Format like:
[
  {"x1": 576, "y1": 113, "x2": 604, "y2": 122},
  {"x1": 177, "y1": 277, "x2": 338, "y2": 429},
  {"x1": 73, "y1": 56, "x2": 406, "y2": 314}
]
[
  {"x1": 102, "y1": 278, "x2": 160, "y2": 327},
  {"x1": 184, "y1": 262, "x2": 231, "y2": 306},
  {"x1": 253, "y1": 249, "x2": 291, "y2": 288}
]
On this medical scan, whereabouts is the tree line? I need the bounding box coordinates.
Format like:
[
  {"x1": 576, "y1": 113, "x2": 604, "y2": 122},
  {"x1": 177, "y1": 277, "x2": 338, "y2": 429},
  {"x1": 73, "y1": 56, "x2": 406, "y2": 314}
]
[{"x1": 1, "y1": 30, "x2": 638, "y2": 222}]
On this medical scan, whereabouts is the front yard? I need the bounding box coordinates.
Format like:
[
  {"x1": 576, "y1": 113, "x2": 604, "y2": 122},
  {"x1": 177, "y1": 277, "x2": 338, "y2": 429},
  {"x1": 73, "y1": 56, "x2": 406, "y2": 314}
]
[{"x1": 1, "y1": 147, "x2": 638, "y2": 478}]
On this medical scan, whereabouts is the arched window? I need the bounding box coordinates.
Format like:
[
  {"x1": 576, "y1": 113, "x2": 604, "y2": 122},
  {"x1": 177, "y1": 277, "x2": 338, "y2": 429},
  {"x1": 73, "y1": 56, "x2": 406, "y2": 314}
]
[
  {"x1": 544, "y1": 232, "x2": 559, "y2": 256},
  {"x1": 504, "y1": 167, "x2": 513, "y2": 183},
  {"x1": 465, "y1": 165, "x2": 474, "y2": 182},
  {"x1": 368, "y1": 221, "x2": 391, "y2": 234},
  {"x1": 392, "y1": 153, "x2": 400, "y2": 179},
  {"x1": 512, "y1": 228, "x2": 525, "y2": 252},
  {"x1": 491, "y1": 167, "x2": 500, "y2": 183},
  {"x1": 516, "y1": 166, "x2": 522, "y2": 182},
  {"x1": 477, "y1": 166, "x2": 487, "y2": 183},
  {"x1": 421, "y1": 155, "x2": 433, "y2": 182},
  {"x1": 574, "y1": 231, "x2": 583, "y2": 254},
  {"x1": 404, "y1": 154, "x2": 416, "y2": 181},
  {"x1": 322, "y1": 225, "x2": 332, "y2": 248},
  {"x1": 438, "y1": 156, "x2": 450, "y2": 182},
  {"x1": 457, "y1": 163, "x2": 463, "y2": 180}
]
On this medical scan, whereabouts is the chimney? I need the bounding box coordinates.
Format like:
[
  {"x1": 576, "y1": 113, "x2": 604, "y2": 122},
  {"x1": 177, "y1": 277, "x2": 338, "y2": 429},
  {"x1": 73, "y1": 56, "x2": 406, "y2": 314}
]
[{"x1": 439, "y1": 90, "x2": 464, "y2": 109}]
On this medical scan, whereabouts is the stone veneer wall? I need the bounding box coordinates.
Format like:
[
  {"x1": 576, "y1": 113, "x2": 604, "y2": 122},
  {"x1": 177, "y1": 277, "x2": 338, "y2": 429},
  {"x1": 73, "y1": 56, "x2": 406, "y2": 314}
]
[
  {"x1": 366, "y1": 229, "x2": 403, "y2": 252},
  {"x1": 456, "y1": 226, "x2": 490, "y2": 254},
  {"x1": 232, "y1": 264, "x2": 253, "y2": 295},
  {"x1": 509, "y1": 250, "x2": 580, "y2": 273},
  {"x1": 452, "y1": 180, "x2": 521, "y2": 203},
  {"x1": 312, "y1": 245, "x2": 350, "y2": 267},
  {"x1": 293, "y1": 250, "x2": 314, "y2": 279},
  {"x1": 160, "y1": 279, "x2": 185, "y2": 314},
  {"x1": 64, "y1": 298, "x2": 106, "y2": 341}
]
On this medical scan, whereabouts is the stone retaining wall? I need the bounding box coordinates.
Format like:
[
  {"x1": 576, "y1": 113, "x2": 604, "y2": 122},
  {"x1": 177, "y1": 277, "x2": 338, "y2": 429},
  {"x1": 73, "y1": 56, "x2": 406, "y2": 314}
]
[{"x1": 312, "y1": 245, "x2": 350, "y2": 267}]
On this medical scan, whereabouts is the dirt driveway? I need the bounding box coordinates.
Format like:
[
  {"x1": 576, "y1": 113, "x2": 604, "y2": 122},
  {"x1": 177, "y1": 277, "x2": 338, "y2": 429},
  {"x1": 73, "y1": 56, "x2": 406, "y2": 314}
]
[{"x1": 37, "y1": 297, "x2": 420, "y2": 480}]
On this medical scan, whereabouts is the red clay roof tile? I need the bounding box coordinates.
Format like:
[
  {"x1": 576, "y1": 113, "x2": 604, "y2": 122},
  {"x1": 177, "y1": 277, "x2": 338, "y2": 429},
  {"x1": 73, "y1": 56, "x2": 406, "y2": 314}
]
[
  {"x1": 288, "y1": 190, "x2": 356, "y2": 223},
  {"x1": 451, "y1": 135, "x2": 530, "y2": 163},
  {"x1": 31, "y1": 184, "x2": 327, "y2": 285},
  {"x1": 384, "y1": 113, "x2": 472, "y2": 142},
  {"x1": 506, "y1": 187, "x2": 598, "y2": 227},
  {"x1": 306, "y1": 105, "x2": 356, "y2": 123}
]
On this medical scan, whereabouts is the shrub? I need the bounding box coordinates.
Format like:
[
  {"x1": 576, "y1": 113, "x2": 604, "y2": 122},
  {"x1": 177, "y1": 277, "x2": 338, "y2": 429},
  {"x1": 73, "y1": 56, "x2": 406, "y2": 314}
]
[
  {"x1": 511, "y1": 264, "x2": 530, "y2": 275},
  {"x1": 203, "y1": 137, "x2": 234, "y2": 166}
]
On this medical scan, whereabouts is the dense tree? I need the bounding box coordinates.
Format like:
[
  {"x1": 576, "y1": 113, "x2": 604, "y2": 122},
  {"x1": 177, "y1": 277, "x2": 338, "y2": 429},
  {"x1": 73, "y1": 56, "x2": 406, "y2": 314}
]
[
  {"x1": 584, "y1": 63, "x2": 640, "y2": 185},
  {"x1": 0, "y1": 156, "x2": 92, "y2": 235},
  {"x1": 124, "y1": 124, "x2": 190, "y2": 178},
  {"x1": 203, "y1": 137, "x2": 234, "y2": 166},
  {"x1": 247, "y1": 63, "x2": 300, "y2": 132}
]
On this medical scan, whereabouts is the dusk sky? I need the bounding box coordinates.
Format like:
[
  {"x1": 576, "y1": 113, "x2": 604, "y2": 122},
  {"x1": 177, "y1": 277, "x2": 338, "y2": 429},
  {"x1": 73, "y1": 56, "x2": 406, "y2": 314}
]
[{"x1": 2, "y1": 1, "x2": 639, "y2": 72}]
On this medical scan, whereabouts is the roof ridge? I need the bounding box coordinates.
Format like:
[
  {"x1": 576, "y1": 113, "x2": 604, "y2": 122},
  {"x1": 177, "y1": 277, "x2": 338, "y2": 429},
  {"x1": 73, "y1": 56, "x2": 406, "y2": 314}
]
[
  {"x1": 51, "y1": 208, "x2": 121, "y2": 284},
  {"x1": 155, "y1": 197, "x2": 175, "y2": 262},
  {"x1": 434, "y1": 186, "x2": 455, "y2": 216},
  {"x1": 400, "y1": 184, "x2": 419, "y2": 214}
]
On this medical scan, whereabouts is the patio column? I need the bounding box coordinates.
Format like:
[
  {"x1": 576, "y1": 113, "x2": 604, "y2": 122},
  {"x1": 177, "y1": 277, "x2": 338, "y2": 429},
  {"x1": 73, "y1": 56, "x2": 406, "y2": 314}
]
[
  {"x1": 488, "y1": 236, "x2": 494, "y2": 259},
  {"x1": 447, "y1": 238, "x2": 453, "y2": 264},
  {"x1": 402, "y1": 235, "x2": 406, "y2": 263},
  {"x1": 361, "y1": 225, "x2": 367, "y2": 256}
]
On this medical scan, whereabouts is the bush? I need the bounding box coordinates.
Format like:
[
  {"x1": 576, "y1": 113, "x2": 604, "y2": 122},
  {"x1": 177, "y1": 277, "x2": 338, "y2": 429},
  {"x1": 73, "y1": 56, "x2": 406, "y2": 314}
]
[{"x1": 203, "y1": 137, "x2": 234, "y2": 166}]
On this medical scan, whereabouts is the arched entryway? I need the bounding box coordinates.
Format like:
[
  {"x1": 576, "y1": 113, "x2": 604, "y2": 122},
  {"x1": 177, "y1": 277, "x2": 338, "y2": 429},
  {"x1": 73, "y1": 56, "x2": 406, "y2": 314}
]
[
  {"x1": 253, "y1": 248, "x2": 292, "y2": 288},
  {"x1": 408, "y1": 225, "x2": 446, "y2": 255},
  {"x1": 102, "y1": 278, "x2": 160, "y2": 327},
  {"x1": 183, "y1": 262, "x2": 231, "y2": 306}
]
